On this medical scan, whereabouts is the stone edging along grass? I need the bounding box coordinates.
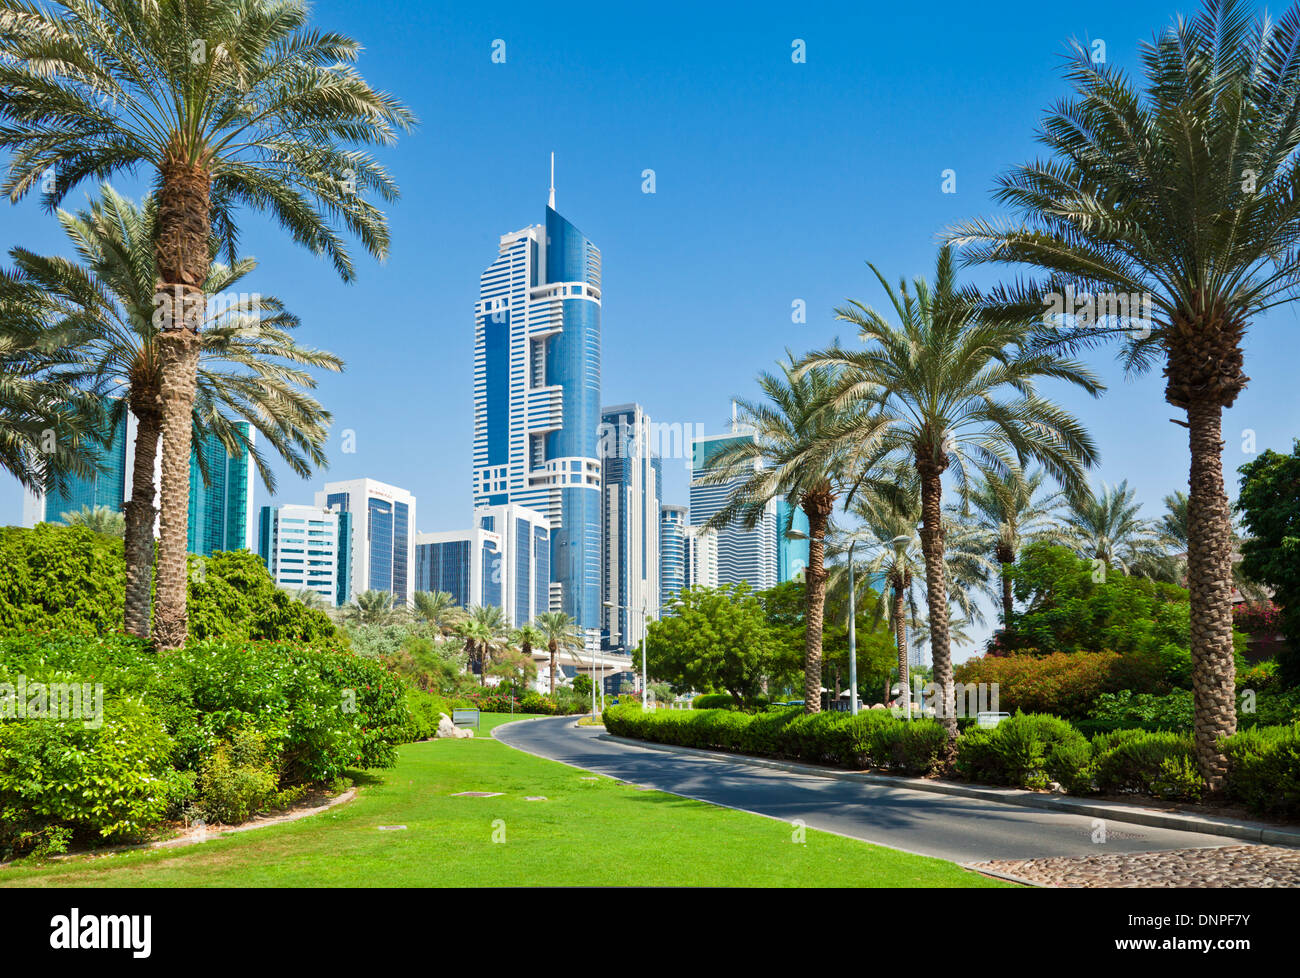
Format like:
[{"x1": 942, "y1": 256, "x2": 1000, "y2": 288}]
[{"x1": 595, "y1": 729, "x2": 1300, "y2": 847}]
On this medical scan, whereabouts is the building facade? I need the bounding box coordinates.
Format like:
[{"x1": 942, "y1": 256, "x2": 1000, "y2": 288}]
[
  {"x1": 315, "y1": 478, "x2": 415, "y2": 607},
  {"x1": 659, "y1": 504, "x2": 688, "y2": 610},
  {"x1": 472, "y1": 199, "x2": 602, "y2": 643},
  {"x1": 23, "y1": 405, "x2": 255, "y2": 556},
  {"x1": 600, "y1": 404, "x2": 660, "y2": 651},
  {"x1": 257, "y1": 504, "x2": 352, "y2": 606},
  {"x1": 776, "y1": 499, "x2": 811, "y2": 583},
  {"x1": 686, "y1": 525, "x2": 720, "y2": 592},
  {"x1": 688, "y1": 429, "x2": 776, "y2": 591},
  {"x1": 415, "y1": 502, "x2": 550, "y2": 627}
]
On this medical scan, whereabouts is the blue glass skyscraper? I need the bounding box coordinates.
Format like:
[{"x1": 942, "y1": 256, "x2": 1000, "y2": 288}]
[{"x1": 473, "y1": 186, "x2": 602, "y2": 641}]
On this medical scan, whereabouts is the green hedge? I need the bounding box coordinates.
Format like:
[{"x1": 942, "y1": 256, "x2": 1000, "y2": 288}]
[
  {"x1": 0, "y1": 631, "x2": 409, "y2": 854},
  {"x1": 605, "y1": 703, "x2": 1300, "y2": 814},
  {"x1": 603, "y1": 704, "x2": 945, "y2": 775}
]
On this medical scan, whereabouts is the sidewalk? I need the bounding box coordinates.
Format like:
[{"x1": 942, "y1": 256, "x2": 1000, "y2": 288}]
[{"x1": 598, "y1": 731, "x2": 1300, "y2": 847}]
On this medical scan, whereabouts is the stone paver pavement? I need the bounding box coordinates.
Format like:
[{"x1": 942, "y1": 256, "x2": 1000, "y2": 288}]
[{"x1": 971, "y1": 844, "x2": 1300, "y2": 887}]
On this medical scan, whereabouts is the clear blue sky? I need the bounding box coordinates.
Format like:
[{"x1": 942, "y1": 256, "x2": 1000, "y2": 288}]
[{"x1": 3, "y1": 0, "x2": 1297, "y2": 657}]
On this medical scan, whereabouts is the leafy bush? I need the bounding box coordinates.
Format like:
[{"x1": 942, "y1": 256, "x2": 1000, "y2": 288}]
[
  {"x1": 955, "y1": 713, "x2": 1089, "y2": 790},
  {"x1": 867, "y1": 718, "x2": 947, "y2": 775},
  {"x1": 1091, "y1": 729, "x2": 1203, "y2": 801},
  {"x1": 0, "y1": 524, "x2": 126, "y2": 635},
  {"x1": 955, "y1": 651, "x2": 1129, "y2": 718},
  {"x1": 0, "y1": 697, "x2": 174, "y2": 853},
  {"x1": 197, "y1": 726, "x2": 303, "y2": 824},
  {"x1": 186, "y1": 550, "x2": 338, "y2": 644},
  {"x1": 1222, "y1": 723, "x2": 1300, "y2": 816}
]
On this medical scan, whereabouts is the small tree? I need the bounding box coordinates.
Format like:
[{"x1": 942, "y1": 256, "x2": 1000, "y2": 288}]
[{"x1": 644, "y1": 584, "x2": 779, "y2": 707}]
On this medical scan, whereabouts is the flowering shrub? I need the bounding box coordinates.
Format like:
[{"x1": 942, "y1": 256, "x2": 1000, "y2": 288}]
[{"x1": 1234, "y1": 602, "x2": 1284, "y2": 635}]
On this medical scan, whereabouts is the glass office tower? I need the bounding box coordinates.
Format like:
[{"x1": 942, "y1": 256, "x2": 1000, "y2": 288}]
[{"x1": 473, "y1": 199, "x2": 602, "y2": 642}]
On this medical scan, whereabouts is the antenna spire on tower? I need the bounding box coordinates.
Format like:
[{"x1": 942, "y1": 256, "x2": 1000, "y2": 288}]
[{"x1": 548, "y1": 152, "x2": 556, "y2": 209}]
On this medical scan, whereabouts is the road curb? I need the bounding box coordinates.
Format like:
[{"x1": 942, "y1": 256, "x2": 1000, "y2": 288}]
[{"x1": 597, "y1": 732, "x2": 1300, "y2": 847}]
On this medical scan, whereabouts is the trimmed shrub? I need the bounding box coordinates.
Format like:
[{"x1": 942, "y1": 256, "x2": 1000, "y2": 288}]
[
  {"x1": 868, "y1": 718, "x2": 946, "y2": 775},
  {"x1": 0, "y1": 524, "x2": 125, "y2": 635},
  {"x1": 1223, "y1": 723, "x2": 1300, "y2": 816},
  {"x1": 954, "y1": 713, "x2": 1088, "y2": 790},
  {"x1": 1091, "y1": 729, "x2": 1203, "y2": 801}
]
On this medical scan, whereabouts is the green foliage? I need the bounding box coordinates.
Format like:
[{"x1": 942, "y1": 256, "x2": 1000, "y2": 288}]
[
  {"x1": 955, "y1": 651, "x2": 1139, "y2": 718},
  {"x1": 692, "y1": 692, "x2": 743, "y2": 711},
  {"x1": 0, "y1": 696, "x2": 174, "y2": 852},
  {"x1": 999, "y1": 544, "x2": 1197, "y2": 656},
  {"x1": 0, "y1": 527, "x2": 339, "y2": 645},
  {"x1": 1223, "y1": 723, "x2": 1300, "y2": 816},
  {"x1": 0, "y1": 524, "x2": 125, "y2": 634},
  {"x1": 197, "y1": 726, "x2": 304, "y2": 824},
  {"x1": 605, "y1": 703, "x2": 942, "y2": 774},
  {"x1": 571, "y1": 674, "x2": 593, "y2": 697},
  {"x1": 1237, "y1": 442, "x2": 1300, "y2": 688},
  {"x1": 1090, "y1": 729, "x2": 1203, "y2": 801},
  {"x1": 646, "y1": 584, "x2": 780, "y2": 703},
  {"x1": 955, "y1": 713, "x2": 1090, "y2": 790},
  {"x1": 187, "y1": 550, "x2": 338, "y2": 644}
]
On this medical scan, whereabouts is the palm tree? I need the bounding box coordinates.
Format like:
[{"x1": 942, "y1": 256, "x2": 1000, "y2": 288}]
[
  {"x1": 411, "y1": 590, "x2": 465, "y2": 640},
  {"x1": 0, "y1": 0, "x2": 415, "y2": 649},
  {"x1": 291, "y1": 587, "x2": 326, "y2": 610},
  {"x1": 347, "y1": 590, "x2": 397, "y2": 627},
  {"x1": 534, "y1": 610, "x2": 583, "y2": 695},
  {"x1": 464, "y1": 604, "x2": 507, "y2": 686},
  {"x1": 1060, "y1": 480, "x2": 1160, "y2": 575},
  {"x1": 0, "y1": 280, "x2": 103, "y2": 492},
  {"x1": 962, "y1": 468, "x2": 1066, "y2": 625},
  {"x1": 830, "y1": 485, "x2": 993, "y2": 713},
  {"x1": 803, "y1": 246, "x2": 1101, "y2": 741},
  {"x1": 7, "y1": 186, "x2": 341, "y2": 636},
  {"x1": 509, "y1": 624, "x2": 546, "y2": 687},
  {"x1": 945, "y1": 0, "x2": 1300, "y2": 786},
  {"x1": 58, "y1": 503, "x2": 124, "y2": 538},
  {"x1": 698, "y1": 352, "x2": 886, "y2": 714}
]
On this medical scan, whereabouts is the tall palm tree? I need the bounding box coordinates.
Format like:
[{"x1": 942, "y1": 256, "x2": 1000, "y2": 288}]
[
  {"x1": 830, "y1": 485, "x2": 993, "y2": 712},
  {"x1": 7, "y1": 185, "x2": 341, "y2": 636},
  {"x1": 1061, "y1": 480, "x2": 1160, "y2": 575},
  {"x1": 534, "y1": 610, "x2": 583, "y2": 695},
  {"x1": 59, "y1": 503, "x2": 124, "y2": 538},
  {"x1": 962, "y1": 467, "x2": 1066, "y2": 624},
  {"x1": 509, "y1": 623, "x2": 546, "y2": 687},
  {"x1": 412, "y1": 590, "x2": 465, "y2": 640},
  {"x1": 945, "y1": 0, "x2": 1300, "y2": 786},
  {"x1": 699, "y1": 352, "x2": 886, "y2": 714},
  {"x1": 0, "y1": 0, "x2": 415, "y2": 649},
  {"x1": 464, "y1": 604, "x2": 507, "y2": 686},
  {"x1": 803, "y1": 246, "x2": 1101, "y2": 741}
]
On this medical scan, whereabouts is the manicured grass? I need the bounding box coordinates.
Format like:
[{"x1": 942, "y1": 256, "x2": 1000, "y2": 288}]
[{"x1": 0, "y1": 714, "x2": 1008, "y2": 887}]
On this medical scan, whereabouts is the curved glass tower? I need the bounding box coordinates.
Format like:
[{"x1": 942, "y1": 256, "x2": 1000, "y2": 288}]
[{"x1": 474, "y1": 201, "x2": 602, "y2": 640}]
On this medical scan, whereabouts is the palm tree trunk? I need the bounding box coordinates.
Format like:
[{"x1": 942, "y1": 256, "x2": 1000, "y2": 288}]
[
  {"x1": 123, "y1": 409, "x2": 160, "y2": 637},
  {"x1": 549, "y1": 641, "x2": 558, "y2": 695},
  {"x1": 1186, "y1": 399, "x2": 1238, "y2": 790},
  {"x1": 893, "y1": 579, "x2": 908, "y2": 718},
  {"x1": 1001, "y1": 569, "x2": 1013, "y2": 626},
  {"x1": 151, "y1": 159, "x2": 211, "y2": 651},
  {"x1": 801, "y1": 488, "x2": 835, "y2": 714},
  {"x1": 918, "y1": 464, "x2": 956, "y2": 743}
]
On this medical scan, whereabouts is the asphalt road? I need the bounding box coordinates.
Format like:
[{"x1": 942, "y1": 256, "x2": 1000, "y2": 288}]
[{"x1": 494, "y1": 715, "x2": 1235, "y2": 864}]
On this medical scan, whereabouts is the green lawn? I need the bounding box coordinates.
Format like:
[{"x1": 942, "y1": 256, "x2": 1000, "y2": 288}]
[{"x1": 0, "y1": 714, "x2": 1008, "y2": 887}]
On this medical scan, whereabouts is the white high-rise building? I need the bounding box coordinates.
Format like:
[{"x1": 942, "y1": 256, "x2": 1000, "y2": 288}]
[
  {"x1": 315, "y1": 478, "x2": 415, "y2": 607},
  {"x1": 688, "y1": 430, "x2": 776, "y2": 590},
  {"x1": 686, "y1": 525, "x2": 719, "y2": 591},
  {"x1": 414, "y1": 502, "x2": 551, "y2": 628},
  {"x1": 600, "y1": 404, "x2": 661, "y2": 651},
  {"x1": 257, "y1": 504, "x2": 350, "y2": 607}
]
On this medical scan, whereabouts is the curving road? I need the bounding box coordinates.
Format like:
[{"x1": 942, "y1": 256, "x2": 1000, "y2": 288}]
[{"x1": 495, "y1": 715, "x2": 1235, "y2": 865}]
